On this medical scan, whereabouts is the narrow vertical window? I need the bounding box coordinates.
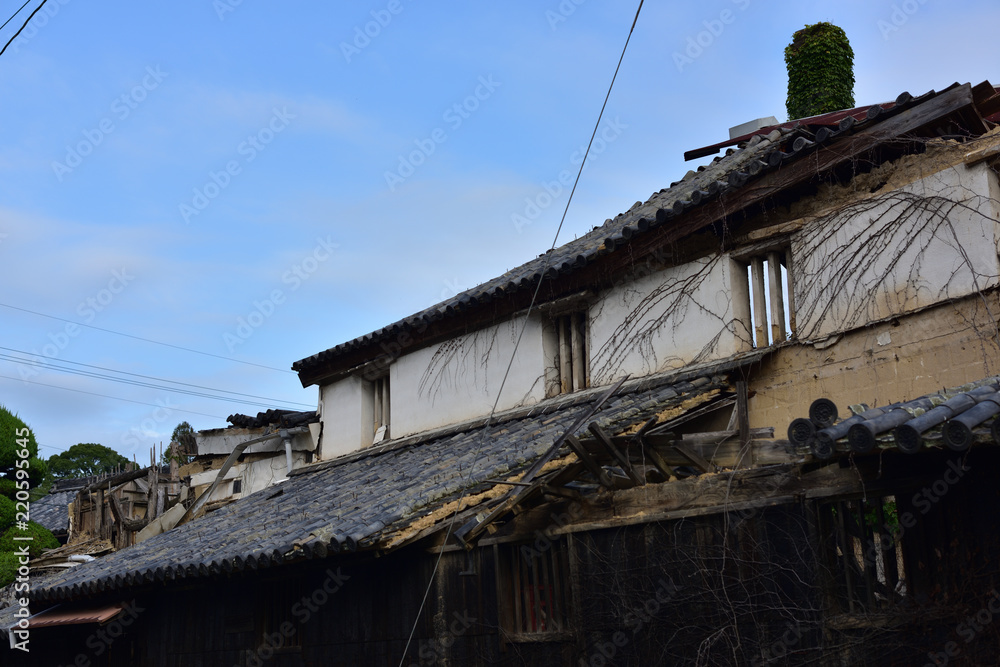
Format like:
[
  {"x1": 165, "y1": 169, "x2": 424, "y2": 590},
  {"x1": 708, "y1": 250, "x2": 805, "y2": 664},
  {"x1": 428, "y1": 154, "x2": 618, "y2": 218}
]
[
  {"x1": 373, "y1": 375, "x2": 390, "y2": 443},
  {"x1": 744, "y1": 248, "x2": 794, "y2": 347},
  {"x1": 817, "y1": 495, "x2": 905, "y2": 613},
  {"x1": 555, "y1": 312, "x2": 587, "y2": 395},
  {"x1": 498, "y1": 539, "x2": 572, "y2": 637}
]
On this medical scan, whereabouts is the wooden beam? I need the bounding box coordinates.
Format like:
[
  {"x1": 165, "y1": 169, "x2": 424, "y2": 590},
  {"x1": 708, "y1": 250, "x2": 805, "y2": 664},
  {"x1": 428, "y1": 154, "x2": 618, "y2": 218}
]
[
  {"x1": 636, "y1": 434, "x2": 675, "y2": 479},
  {"x1": 542, "y1": 485, "x2": 584, "y2": 502},
  {"x1": 767, "y1": 251, "x2": 785, "y2": 343},
  {"x1": 737, "y1": 380, "x2": 751, "y2": 467},
  {"x1": 565, "y1": 435, "x2": 613, "y2": 488},
  {"x1": 588, "y1": 423, "x2": 644, "y2": 486},
  {"x1": 457, "y1": 377, "x2": 628, "y2": 544},
  {"x1": 175, "y1": 429, "x2": 302, "y2": 528},
  {"x1": 751, "y1": 257, "x2": 768, "y2": 347},
  {"x1": 648, "y1": 397, "x2": 736, "y2": 435},
  {"x1": 673, "y1": 443, "x2": 716, "y2": 473}
]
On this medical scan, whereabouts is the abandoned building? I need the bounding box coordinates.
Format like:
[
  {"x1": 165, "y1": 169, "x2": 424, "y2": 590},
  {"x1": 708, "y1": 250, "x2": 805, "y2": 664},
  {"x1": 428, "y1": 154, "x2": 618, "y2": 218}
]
[{"x1": 5, "y1": 80, "x2": 1000, "y2": 665}]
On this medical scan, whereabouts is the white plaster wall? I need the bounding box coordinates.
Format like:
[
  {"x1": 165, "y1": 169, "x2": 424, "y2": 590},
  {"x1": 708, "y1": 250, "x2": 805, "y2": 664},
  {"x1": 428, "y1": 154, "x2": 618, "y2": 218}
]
[
  {"x1": 793, "y1": 163, "x2": 1000, "y2": 340},
  {"x1": 196, "y1": 429, "x2": 314, "y2": 456},
  {"x1": 589, "y1": 256, "x2": 742, "y2": 385},
  {"x1": 318, "y1": 375, "x2": 371, "y2": 459},
  {"x1": 200, "y1": 452, "x2": 307, "y2": 503},
  {"x1": 391, "y1": 315, "x2": 548, "y2": 437}
]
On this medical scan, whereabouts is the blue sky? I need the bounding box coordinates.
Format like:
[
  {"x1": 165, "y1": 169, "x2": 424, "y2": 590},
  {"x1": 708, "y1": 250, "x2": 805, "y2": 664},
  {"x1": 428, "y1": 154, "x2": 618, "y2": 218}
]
[{"x1": 1, "y1": 0, "x2": 997, "y2": 461}]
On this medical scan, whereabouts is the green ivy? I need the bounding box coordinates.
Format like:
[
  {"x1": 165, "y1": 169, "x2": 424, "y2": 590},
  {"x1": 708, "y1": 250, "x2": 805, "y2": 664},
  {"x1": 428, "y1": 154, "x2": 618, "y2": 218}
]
[{"x1": 785, "y1": 22, "x2": 855, "y2": 120}]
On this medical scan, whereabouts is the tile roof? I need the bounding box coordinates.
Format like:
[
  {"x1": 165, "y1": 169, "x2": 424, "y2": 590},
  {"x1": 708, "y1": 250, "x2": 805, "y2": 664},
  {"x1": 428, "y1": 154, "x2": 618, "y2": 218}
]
[
  {"x1": 31, "y1": 490, "x2": 75, "y2": 536},
  {"x1": 293, "y1": 81, "x2": 1000, "y2": 383},
  {"x1": 225, "y1": 409, "x2": 318, "y2": 429},
  {"x1": 788, "y1": 376, "x2": 1000, "y2": 459},
  {"x1": 31, "y1": 359, "x2": 752, "y2": 603}
]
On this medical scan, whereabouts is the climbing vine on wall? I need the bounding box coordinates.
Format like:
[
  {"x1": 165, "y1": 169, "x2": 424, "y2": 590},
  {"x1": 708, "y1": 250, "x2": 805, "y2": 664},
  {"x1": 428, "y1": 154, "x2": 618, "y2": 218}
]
[
  {"x1": 785, "y1": 22, "x2": 855, "y2": 121},
  {"x1": 792, "y1": 186, "x2": 1000, "y2": 344}
]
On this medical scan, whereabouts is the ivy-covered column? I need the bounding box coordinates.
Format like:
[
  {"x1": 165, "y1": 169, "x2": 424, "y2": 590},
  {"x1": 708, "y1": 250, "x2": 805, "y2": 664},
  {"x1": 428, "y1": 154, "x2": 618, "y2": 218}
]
[{"x1": 785, "y1": 22, "x2": 855, "y2": 120}]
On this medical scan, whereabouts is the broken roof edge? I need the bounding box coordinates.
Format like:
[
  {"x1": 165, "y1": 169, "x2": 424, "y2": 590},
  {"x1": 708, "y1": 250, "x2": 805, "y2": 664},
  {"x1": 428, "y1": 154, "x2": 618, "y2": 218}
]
[{"x1": 292, "y1": 82, "x2": 992, "y2": 386}]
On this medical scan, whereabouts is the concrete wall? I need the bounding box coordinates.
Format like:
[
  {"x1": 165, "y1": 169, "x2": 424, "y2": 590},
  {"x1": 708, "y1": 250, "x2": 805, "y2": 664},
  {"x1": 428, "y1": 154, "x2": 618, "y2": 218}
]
[
  {"x1": 392, "y1": 315, "x2": 547, "y2": 438},
  {"x1": 589, "y1": 255, "x2": 746, "y2": 384},
  {"x1": 792, "y1": 162, "x2": 1000, "y2": 341}
]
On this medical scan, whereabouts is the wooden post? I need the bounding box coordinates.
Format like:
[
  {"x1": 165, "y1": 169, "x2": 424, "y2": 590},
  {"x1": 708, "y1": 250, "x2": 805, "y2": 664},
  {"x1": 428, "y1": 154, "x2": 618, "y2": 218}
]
[
  {"x1": 737, "y1": 380, "x2": 751, "y2": 468},
  {"x1": 571, "y1": 313, "x2": 585, "y2": 391},
  {"x1": 784, "y1": 249, "x2": 796, "y2": 336},
  {"x1": 750, "y1": 257, "x2": 768, "y2": 347},
  {"x1": 767, "y1": 251, "x2": 785, "y2": 343},
  {"x1": 559, "y1": 316, "x2": 572, "y2": 394}
]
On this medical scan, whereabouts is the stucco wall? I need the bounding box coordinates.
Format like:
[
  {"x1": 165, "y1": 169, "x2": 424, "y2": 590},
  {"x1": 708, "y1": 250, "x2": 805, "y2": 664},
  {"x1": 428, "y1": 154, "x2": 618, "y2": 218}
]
[
  {"x1": 792, "y1": 162, "x2": 1000, "y2": 341},
  {"x1": 319, "y1": 375, "x2": 371, "y2": 459},
  {"x1": 588, "y1": 255, "x2": 746, "y2": 384},
  {"x1": 391, "y1": 315, "x2": 547, "y2": 438}
]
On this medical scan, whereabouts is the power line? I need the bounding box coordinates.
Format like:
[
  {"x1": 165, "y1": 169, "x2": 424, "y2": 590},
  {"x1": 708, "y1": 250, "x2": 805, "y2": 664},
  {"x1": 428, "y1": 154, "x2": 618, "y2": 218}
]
[
  {"x1": 0, "y1": 0, "x2": 48, "y2": 58},
  {"x1": 0, "y1": 373, "x2": 227, "y2": 420},
  {"x1": 398, "y1": 2, "x2": 645, "y2": 663},
  {"x1": 0, "y1": 301, "x2": 294, "y2": 374},
  {"x1": 0, "y1": 1, "x2": 31, "y2": 33},
  {"x1": 0, "y1": 345, "x2": 314, "y2": 409}
]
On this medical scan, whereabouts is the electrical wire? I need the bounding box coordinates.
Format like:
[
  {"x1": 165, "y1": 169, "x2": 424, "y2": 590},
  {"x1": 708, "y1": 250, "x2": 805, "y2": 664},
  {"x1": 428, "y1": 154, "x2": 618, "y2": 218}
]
[
  {"x1": 0, "y1": 345, "x2": 314, "y2": 409},
  {"x1": 0, "y1": 373, "x2": 227, "y2": 420},
  {"x1": 0, "y1": 0, "x2": 48, "y2": 58},
  {"x1": 0, "y1": 0, "x2": 31, "y2": 33},
  {"x1": 397, "y1": 2, "x2": 645, "y2": 663},
  {"x1": 0, "y1": 302, "x2": 295, "y2": 374}
]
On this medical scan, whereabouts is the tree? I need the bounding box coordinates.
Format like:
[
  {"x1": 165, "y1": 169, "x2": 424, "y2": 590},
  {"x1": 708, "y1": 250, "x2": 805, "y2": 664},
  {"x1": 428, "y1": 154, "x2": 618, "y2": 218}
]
[
  {"x1": 785, "y1": 22, "x2": 855, "y2": 120},
  {"x1": 162, "y1": 421, "x2": 196, "y2": 464},
  {"x1": 0, "y1": 406, "x2": 57, "y2": 586},
  {"x1": 0, "y1": 406, "x2": 48, "y2": 498},
  {"x1": 47, "y1": 443, "x2": 129, "y2": 479}
]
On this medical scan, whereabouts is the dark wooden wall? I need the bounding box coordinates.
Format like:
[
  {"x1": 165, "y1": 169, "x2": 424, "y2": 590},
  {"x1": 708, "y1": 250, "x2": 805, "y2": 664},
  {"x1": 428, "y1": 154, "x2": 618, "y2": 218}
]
[{"x1": 10, "y1": 448, "x2": 1000, "y2": 666}]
